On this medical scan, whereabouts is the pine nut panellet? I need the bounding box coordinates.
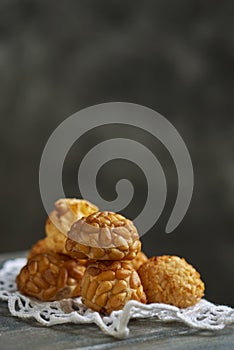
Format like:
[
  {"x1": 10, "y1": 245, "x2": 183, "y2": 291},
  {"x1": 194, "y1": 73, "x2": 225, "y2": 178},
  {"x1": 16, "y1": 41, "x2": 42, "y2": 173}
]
[
  {"x1": 45, "y1": 198, "x2": 98, "y2": 255},
  {"x1": 66, "y1": 211, "x2": 141, "y2": 260},
  {"x1": 81, "y1": 260, "x2": 146, "y2": 314},
  {"x1": 16, "y1": 253, "x2": 86, "y2": 301}
]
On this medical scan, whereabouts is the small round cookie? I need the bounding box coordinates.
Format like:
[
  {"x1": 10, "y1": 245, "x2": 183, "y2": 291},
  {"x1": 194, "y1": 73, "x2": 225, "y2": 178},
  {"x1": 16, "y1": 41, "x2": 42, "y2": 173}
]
[
  {"x1": 66, "y1": 211, "x2": 141, "y2": 260},
  {"x1": 81, "y1": 260, "x2": 146, "y2": 314},
  {"x1": 131, "y1": 251, "x2": 148, "y2": 271},
  {"x1": 45, "y1": 198, "x2": 98, "y2": 254},
  {"x1": 16, "y1": 253, "x2": 86, "y2": 301},
  {"x1": 138, "y1": 256, "x2": 205, "y2": 308}
]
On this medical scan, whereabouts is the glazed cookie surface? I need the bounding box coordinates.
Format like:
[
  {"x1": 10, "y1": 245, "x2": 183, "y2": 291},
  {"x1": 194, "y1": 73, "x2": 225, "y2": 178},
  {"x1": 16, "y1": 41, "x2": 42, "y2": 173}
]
[
  {"x1": 16, "y1": 253, "x2": 86, "y2": 301},
  {"x1": 81, "y1": 260, "x2": 146, "y2": 314},
  {"x1": 131, "y1": 251, "x2": 148, "y2": 271},
  {"x1": 45, "y1": 198, "x2": 98, "y2": 254},
  {"x1": 66, "y1": 211, "x2": 141, "y2": 260}
]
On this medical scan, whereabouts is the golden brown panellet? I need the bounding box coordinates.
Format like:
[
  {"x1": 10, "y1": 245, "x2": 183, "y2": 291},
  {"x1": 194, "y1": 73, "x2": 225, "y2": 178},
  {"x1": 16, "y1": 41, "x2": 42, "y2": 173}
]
[
  {"x1": 81, "y1": 260, "x2": 146, "y2": 314},
  {"x1": 138, "y1": 256, "x2": 205, "y2": 308},
  {"x1": 66, "y1": 211, "x2": 141, "y2": 260},
  {"x1": 17, "y1": 252, "x2": 86, "y2": 301}
]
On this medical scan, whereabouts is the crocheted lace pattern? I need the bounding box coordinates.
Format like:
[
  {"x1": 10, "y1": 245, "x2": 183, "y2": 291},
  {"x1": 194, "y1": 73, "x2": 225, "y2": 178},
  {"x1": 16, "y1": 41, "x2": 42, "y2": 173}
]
[{"x1": 0, "y1": 258, "x2": 233, "y2": 338}]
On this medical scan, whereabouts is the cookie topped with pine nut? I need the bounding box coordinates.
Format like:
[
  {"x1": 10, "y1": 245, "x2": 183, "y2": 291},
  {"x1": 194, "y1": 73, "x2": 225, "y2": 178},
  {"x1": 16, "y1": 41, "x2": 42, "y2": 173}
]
[
  {"x1": 16, "y1": 253, "x2": 86, "y2": 301},
  {"x1": 66, "y1": 211, "x2": 141, "y2": 260},
  {"x1": 45, "y1": 198, "x2": 98, "y2": 255},
  {"x1": 81, "y1": 260, "x2": 146, "y2": 314}
]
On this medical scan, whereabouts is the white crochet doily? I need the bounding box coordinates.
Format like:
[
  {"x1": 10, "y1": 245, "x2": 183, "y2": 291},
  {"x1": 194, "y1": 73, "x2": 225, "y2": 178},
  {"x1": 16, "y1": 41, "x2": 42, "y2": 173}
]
[{"x1": 0, "y1": 258, "x2": 233, "y2": 338}]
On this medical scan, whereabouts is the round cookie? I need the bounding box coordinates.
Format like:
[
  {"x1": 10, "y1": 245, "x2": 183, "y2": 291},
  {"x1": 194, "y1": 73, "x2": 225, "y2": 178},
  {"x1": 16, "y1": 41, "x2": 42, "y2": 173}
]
[
  {"x1": 81, "y1": 260, "x2": 146, "y2": 314},
  {"x1": 138, "y1": 256, "x2": 205, "y2": 308},
  {"x1": 45, "y1": 198, "x2": 98, "y2": 254},
  {"x1": 66, "y1": 211, "x2": 141, "y2": 260},
  {"x1": 16, "y1": 253, "x2": 86, "y2": 301}
]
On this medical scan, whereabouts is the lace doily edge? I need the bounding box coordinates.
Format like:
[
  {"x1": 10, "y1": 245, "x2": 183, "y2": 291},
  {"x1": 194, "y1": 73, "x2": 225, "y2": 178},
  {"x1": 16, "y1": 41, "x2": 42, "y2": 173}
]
[{"x1": 0, "y1": 257, "x2": 234, "y2": 339}]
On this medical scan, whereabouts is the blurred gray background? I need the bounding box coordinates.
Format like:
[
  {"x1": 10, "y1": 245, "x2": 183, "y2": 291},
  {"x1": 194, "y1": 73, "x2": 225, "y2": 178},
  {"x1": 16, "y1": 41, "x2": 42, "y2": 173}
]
[{"x1": 0, "y1": 0, "x2": 234, "y2": 306}]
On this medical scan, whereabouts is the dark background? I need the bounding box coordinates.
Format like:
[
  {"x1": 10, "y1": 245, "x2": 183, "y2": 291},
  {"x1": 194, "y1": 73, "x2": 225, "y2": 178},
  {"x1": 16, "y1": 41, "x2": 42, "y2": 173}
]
[{"x1": 0, "y1": 1, "x2": 233, "y2": 306}]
